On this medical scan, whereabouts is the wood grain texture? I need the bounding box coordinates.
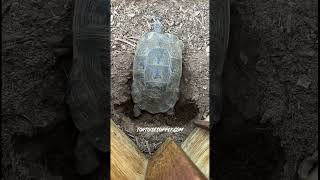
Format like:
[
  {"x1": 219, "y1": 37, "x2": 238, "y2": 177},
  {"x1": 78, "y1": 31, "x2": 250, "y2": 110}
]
[
  {"x1": 145, "y1": 138, "x2": 207, "y2": 180},
  {"x1": 182, "y1": 127, "x2": 210, "y2": 179},
  {"x1": 111, "y1": 120, "x2": 147, "y2": 180},
  {"x1": 111, "y1": 119, "x2": 210, "y2": 180}
]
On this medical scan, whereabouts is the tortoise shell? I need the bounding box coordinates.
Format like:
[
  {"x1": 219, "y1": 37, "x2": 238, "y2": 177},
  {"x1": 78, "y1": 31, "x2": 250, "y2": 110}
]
[{"x1": 132, "y1": 20, "x2": 183, "y2": 116}]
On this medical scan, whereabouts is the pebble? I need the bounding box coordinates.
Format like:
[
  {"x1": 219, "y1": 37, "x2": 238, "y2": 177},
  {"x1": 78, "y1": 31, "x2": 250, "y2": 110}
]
[
  {"x1": 168, "y1": 21, "x2": 174, "y2": 26},
  {"x1": 128, "y1": 13, "x2": 135, "y2": 18},
  {"x1": 240, "y1": 51, "x2": 249, "y2": 65},
  {"x1": 111, "y1": 15, "x2": 114, "y2": 25},
  {"x1": 296, "y1": 75, "x2": 311, "y2": 89},
  {"x1": 193, "y1": 92, "x2": 199, "y2": 101}
]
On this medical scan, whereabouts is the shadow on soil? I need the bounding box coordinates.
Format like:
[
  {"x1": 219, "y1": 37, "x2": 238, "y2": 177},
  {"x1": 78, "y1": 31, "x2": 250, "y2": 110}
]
[{"x1": 114, "y1": 97, "x2": 199, "y2": 127}]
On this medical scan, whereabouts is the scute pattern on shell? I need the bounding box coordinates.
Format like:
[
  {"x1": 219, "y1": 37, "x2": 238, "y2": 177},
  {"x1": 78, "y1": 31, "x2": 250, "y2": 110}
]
[{"x1": 132, "y1": 31, "x2": 183, "y2": 114}]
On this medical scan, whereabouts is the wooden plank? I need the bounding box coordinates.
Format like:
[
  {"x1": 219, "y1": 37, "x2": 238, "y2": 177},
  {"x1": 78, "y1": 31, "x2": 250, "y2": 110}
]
[
  {"x1": 111, "y1": 120, "x2": 147, "y2": 180},
  {"x1": 182, "y1": 127, "x2": 210, "y2": 179},
  {"x1": 145, "y1": 138, "x2": 207, "y2": 180}
]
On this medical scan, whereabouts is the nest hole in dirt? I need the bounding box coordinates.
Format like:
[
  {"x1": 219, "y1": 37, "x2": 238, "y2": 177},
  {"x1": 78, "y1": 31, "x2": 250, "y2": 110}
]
[
  {"x1": 114, "y1": 96, "x2": 199, "y2": 126},
  {"x1": 114, "y1": 62, "x2": 200, "y2": 127}
]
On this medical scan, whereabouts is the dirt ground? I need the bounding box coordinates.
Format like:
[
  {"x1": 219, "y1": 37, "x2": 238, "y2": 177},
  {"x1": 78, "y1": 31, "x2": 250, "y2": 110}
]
[
  {"x1": 215, "y1": 0, "x2": 318, "y2": 179},
  {"x1": 2, "y1": 0, "x2": 76, "y2": 179},
  {"x1": 111, "y1": 0, "x2": 209, "y2": 156},
  {"x1": 1, "y1": 0, "x2": 318, "y2": 179}
]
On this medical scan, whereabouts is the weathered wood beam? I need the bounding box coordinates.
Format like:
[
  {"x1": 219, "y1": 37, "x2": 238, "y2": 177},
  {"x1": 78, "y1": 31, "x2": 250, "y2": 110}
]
[
  {"x1": 110, "y1": 117, "x2": 210, "y2": 180},
  {"x1": 111, "y1": 120, "x2": 147, "y2": 180},
  {"x1": 145, "y1": 138, "x2": 207, "y2": 180},
  {"x1": 182, "y1": 127, "x2": 210, "y2": 179}
]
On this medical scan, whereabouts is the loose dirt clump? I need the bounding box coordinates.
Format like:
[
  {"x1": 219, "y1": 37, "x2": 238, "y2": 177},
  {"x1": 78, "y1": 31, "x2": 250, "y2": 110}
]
[{"x1": 111, "y1": 0, "x2": 209, "y2": 156}]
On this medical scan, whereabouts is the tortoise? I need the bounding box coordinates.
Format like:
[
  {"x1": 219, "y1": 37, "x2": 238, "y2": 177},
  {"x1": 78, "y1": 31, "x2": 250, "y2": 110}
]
[{"x1": 131, "y1": 19, "x2": 184, "y2": 117}]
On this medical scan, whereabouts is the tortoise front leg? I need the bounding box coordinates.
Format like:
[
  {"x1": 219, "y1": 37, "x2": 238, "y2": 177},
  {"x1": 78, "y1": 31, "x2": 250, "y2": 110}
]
[{"x1": 133, "y1": 104, "x2": 142, "y2": 117}]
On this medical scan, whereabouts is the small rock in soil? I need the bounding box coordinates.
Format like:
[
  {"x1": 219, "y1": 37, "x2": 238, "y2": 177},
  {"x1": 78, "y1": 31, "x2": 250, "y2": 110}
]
[{"x1": 296, "y1": 75, "x2": 312, "y2": 89}]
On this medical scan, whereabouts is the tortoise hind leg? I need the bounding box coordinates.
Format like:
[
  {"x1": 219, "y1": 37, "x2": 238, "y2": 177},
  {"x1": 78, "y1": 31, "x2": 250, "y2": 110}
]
[
  {"x1": 166, "y1": 107, "x2": 175, "y2": 116},
  {"x1": 133, "y1": 104, "x2": 141, "y2": 117}
]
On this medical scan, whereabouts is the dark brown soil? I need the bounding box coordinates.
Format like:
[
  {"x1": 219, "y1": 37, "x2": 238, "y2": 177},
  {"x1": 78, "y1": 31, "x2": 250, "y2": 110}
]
[
  {"x1": 2, "y1": 0, "x2": 76, "y2": 179},
  {"x1": 214, "y1": 1, "x2": 318, "y2": 179}
]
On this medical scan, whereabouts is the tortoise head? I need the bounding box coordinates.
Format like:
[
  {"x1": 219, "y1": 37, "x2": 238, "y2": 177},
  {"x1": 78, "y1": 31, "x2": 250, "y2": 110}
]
[{"x1": 152, "y1": 18, "x2": 163, "y2": 33}]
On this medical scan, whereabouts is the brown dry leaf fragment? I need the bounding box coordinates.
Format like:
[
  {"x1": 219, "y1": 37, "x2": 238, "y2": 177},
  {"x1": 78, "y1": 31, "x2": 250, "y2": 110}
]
[{"x1": 127, "y1": 13, "x2": 135, "y2": 18}]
